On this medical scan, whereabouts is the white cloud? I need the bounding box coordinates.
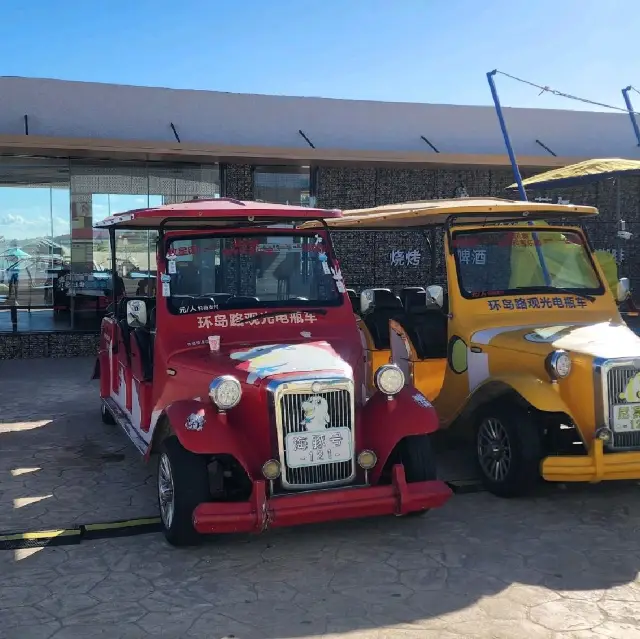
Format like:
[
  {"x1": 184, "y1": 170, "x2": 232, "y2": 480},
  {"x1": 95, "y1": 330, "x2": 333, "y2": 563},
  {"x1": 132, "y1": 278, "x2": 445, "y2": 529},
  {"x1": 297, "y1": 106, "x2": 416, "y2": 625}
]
[{"x1": 0, "y1": 213, "x2": 30, "y2": 226}]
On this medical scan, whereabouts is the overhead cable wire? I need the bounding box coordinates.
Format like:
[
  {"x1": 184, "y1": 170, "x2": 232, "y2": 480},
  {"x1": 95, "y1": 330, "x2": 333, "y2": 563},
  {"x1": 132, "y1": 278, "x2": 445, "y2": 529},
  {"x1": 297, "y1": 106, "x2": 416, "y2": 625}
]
[{"x1": 495, "y1": 70, "x2": 640, "y2": 115}]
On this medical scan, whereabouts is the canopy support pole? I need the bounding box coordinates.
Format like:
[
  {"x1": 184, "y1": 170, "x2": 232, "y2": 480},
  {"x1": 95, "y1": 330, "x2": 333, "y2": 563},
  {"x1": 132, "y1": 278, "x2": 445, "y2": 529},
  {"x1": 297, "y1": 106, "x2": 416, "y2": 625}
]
[
  {"x1": 622, "y1": 87, "x2": 640, "y2": 147},
  {"x1": 487, "y1": 70, "x2": 527, "y2": 201},
  {"x1": 486, "y1": 70, "x2": 551, "y2": 285}
]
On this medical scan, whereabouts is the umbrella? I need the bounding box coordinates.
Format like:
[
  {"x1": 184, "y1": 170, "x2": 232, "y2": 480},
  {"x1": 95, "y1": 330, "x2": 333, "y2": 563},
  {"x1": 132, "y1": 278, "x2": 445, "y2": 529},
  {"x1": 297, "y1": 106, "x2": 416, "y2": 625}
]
[
  {"x1": 506, "y1": 158, "x2": 640, "y2": 191},
  {"x1": 506, "y1": 158, "x2": 640, "y2": 294},
  {"x1": 506, "y1": 157, "x2": 638, "y2": 242},
  {"x1": 1, "y1": 247, "x2": 31, "y2": 259}
]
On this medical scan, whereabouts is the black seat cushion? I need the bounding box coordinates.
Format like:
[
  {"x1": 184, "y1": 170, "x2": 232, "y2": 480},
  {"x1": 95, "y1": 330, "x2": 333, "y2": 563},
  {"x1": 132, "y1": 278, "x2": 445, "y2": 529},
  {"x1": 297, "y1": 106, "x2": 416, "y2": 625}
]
[
  {"x1": 116, "y1": 297, "x2": 128, "y2": 321},
  {"x1": 346, "y1": 289, "x2": 361, "y2": 314},
  {"x1": 118, "y1": 318, "x2": 133, "y2": 365},
  {"x1": 399, "y1": 306, "x2": 448, "y2": 359},
  {"x1": 226, "y1": 296, "x2": 260, "y2": 308},
  {"x1": 133, "y1": 328, "x2": 154, "y2": 381},
  {"x1": 400, "y1": 287, "x2": 426, "y2": 312},
  {"x1": 362, "y1": 289, "x2": 405, "y2": 350}
]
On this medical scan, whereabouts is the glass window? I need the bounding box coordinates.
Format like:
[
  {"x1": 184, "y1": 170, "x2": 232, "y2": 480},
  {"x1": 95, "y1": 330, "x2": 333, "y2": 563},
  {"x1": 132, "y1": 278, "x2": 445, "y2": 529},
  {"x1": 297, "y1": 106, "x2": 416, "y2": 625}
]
[
  {"x1": 0, "y1": 157, "x2": 222, "y2": 332},
  {"x1": 453, "y1": 227, "x2": 604, "y2": 299},
  {"x1": 148, "y1": 164, "x2": 221, "y2": 204},
  {"x1": 254, "y1": 166, "x2": 311, "y2": 205},
  {"x1": 0, "y1": 157, "x2": 70, "y2": 332},
  {"x1": 63, "y1": 160, "x2": 220, "y2": 329},
  {"x1": 165, "y1": 234, "x2": 340, "y2": 315}
]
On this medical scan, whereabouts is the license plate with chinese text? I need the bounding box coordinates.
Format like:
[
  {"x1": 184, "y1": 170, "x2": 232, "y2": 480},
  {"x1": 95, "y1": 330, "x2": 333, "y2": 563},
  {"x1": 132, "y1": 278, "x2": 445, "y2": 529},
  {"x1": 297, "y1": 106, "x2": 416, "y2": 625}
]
[
  {"x1": 612, "y1": 403, "x2": 640, "y2": 432},
  {"x1": 285, "y1": 427, "x2": 352, "y2": 468}
]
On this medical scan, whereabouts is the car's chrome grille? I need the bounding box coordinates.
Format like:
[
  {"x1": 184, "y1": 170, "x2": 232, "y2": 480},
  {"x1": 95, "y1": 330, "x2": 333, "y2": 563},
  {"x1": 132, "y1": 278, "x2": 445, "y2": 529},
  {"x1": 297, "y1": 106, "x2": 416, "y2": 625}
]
[
  {"x1": 606, "y1": 365, "x2": 640, "y2": 449},
  {"x1": 276, "y1": 385, "x2": 355, "y2": 489}
]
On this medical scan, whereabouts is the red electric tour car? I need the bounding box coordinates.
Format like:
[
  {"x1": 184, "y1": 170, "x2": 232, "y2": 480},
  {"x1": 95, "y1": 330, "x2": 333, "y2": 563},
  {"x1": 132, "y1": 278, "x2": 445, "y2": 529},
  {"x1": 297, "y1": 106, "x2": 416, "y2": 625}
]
[{"x1": 94, "y1": 199, "x2": 452, "y2": 545}]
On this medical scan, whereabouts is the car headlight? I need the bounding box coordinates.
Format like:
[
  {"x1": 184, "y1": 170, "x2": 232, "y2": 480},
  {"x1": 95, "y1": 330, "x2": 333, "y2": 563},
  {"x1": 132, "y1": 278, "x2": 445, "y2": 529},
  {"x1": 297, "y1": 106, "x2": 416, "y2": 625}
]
[
  {"x1": 374, "y1": 364, "x2": 405, "y2": 396},
  {"x1": 209, "y1": 375, "x2": 242, "y2": 410},
  {"x1": 546, "y1": 350, "x2": 571, "y2": 380}
]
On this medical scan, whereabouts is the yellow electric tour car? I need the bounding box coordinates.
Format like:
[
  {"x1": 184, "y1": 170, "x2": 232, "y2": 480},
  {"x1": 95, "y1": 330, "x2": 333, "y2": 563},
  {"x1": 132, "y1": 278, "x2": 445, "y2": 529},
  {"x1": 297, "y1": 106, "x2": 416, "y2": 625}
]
[{"x1": 310, "y1": 197, "x2": 640, "y2": 497}]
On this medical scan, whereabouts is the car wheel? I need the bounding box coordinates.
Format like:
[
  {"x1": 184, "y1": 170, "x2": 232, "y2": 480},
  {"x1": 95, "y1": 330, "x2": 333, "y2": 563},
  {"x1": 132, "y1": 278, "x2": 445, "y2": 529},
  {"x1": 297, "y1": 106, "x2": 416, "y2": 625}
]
[
  {"x1": 475, "y1": 402, "x2": 543, "y2": 498},
  {"x1": 157, "y1": 436, "x2": 211, "y2": 547},
  {"x1": 100, "y1": 401, "x2": 116, "y2": 425},
  {"x1": 398, "y1": 434, "x2": 438, "y2": 517}
]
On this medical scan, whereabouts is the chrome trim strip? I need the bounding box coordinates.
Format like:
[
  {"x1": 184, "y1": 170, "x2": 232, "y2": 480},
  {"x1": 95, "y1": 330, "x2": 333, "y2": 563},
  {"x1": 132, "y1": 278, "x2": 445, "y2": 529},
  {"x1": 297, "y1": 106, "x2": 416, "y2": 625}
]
[
  {"x1": 593, "y1": 356, "x2": 607, "y2": 432},
  {"x1": 594, "y1": 357, "x2": 640, "y2": 451}
]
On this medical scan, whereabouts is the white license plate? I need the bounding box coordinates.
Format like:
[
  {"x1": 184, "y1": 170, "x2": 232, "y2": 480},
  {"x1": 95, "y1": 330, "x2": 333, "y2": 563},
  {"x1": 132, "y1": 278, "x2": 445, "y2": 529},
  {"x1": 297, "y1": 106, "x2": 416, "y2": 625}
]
[
  {"x1": 285, "y1": 427, "x2": 352, "y2": 468},
  {"x1": 612, "y1": 403, "x2": 640, "y2": 432}
]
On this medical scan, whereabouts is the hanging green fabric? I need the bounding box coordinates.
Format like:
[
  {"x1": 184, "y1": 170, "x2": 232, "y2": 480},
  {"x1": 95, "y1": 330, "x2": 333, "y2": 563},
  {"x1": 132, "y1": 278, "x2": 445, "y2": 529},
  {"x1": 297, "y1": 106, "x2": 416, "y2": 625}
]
[{"x1": 509, "y1": 221, "x2": 600, "y2": 290}]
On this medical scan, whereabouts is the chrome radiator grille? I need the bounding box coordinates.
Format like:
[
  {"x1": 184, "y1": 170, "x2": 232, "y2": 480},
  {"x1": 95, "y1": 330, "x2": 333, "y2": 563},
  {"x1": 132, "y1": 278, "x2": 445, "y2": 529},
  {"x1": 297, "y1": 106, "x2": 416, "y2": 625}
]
[
  {"x1": 606, "y1": 364, "x2": 640, "y2": 449},
  {"x1": 275, "y1": 384, "x2": 355, "y2": 489}
]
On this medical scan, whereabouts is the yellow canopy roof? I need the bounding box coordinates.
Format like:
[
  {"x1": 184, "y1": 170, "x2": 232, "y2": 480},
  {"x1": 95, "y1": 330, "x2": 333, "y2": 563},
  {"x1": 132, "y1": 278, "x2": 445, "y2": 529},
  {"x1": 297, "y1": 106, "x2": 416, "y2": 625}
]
[{"x1": 301, "y1": 197, "x2": 597, "y2": 229}]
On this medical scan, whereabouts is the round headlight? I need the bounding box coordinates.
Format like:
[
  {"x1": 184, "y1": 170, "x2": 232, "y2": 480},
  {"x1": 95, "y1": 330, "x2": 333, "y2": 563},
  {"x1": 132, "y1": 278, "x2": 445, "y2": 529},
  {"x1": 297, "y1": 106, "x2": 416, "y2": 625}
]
[
  {"x1": 209, "y1": 375, "x2": 242, "y2": 410},
  {"x1": 374, "y1": 364, "x2": 405, "y2": 396},
  {"x1": 357, "y1": 450, "x2": 377, "y2": 470},
  {"x1": 262, "y1": 459, "x2": 281, "y2": 480},
  {"x1": 546, "y1": 350, "x2": 572, "y2": 380}
]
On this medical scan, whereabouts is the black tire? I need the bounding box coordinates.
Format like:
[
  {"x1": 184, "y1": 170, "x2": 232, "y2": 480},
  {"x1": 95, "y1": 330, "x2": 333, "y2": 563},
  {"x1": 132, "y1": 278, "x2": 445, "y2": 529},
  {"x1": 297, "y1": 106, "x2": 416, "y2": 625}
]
[
  {"x1": 100, "y1": 401, "x2": 116, "y2": 425},
  {"x1": 157, "y1": 436, "x2": 211, "y2": 547},
  {"x1": 399, "y1": 435, "x2": 438, "y2": 482},
  {"x1": 398, "y1": 434, "x2": 438, "y2": 517},
  {"x1": 475, "y1": 402, "x2": 543, "y2": 498}
]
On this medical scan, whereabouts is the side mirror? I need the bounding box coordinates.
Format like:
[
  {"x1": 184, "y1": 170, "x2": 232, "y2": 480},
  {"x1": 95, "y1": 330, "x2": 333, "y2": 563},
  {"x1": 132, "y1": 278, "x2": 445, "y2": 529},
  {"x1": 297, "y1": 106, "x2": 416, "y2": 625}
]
[
  {"x1": 616, "y1": 277, "x2": 631, "y2": 303},
  {"x1": 126, "y1": 299, "x2": 147, "y2": 328},
  {"x1": 426, "y1": 285, "x2": 444, "y2": 308}
]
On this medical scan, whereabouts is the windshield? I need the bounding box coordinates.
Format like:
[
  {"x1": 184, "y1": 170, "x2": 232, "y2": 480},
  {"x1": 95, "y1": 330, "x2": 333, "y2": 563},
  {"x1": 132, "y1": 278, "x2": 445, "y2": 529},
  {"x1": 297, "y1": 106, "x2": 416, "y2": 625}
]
[
  {"x1": 453, "y1": 227, "x2": 604, "y2": 299},
  {"x1": 165, "y1": 234, "x2": 342, "y2": 315}
]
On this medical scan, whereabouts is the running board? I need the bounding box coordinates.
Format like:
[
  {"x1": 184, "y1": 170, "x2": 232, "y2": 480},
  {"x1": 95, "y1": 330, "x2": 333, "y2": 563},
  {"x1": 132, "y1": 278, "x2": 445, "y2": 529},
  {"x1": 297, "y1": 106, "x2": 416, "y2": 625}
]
[{"x1": 102, "y1": 397, "x2": 148, "y2": 455}]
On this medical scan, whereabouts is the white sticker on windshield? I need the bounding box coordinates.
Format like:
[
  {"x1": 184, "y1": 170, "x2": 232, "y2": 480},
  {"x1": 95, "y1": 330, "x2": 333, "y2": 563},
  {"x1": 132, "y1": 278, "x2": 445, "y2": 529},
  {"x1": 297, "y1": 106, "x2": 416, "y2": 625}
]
[
  {"x1": 168, "y1": 260, "x2": 176, "y2": 274},
  {"x1": 331, "y1": 266, "x2": 346, "y2": 293},
  {"x1": 322, "y1": 261, "x2": 331, "y2": 275},
  {"x1": 161, "y1": 282, "x2": 171, "y2": 297}
]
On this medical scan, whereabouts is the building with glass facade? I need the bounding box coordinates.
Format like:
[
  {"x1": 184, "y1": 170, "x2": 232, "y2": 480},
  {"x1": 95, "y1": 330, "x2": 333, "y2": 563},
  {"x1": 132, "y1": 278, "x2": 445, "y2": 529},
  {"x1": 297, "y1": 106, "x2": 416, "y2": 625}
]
[{"x1": 0, "y1": 76, "x2": 638, "y2": 356}]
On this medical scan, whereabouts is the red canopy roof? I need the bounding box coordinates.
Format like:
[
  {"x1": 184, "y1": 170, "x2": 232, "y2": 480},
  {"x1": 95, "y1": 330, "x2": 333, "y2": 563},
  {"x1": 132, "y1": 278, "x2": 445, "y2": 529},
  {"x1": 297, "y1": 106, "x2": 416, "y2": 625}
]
[{"x1": 94, "y1": 198, "x2": 342, "y2": 230}]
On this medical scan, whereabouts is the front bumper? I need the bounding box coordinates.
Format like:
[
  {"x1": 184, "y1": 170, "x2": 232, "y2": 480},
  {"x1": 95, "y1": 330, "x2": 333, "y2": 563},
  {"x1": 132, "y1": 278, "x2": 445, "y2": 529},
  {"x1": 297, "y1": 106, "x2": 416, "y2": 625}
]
[
  {"x1": 542, "y1": 440, "x2": 640, "y2": 482},
  {"x1": 192, "y1": 464, "x2": 452, "y2": 534}
]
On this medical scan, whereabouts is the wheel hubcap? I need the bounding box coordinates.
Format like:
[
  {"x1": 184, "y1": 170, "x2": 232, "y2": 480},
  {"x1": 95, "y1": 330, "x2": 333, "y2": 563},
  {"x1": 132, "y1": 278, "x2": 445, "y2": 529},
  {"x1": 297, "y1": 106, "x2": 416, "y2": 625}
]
[
  {"x1": 158, "y1": 453, "x2": 175, "y2": 528},
  {"x1": 478, "y1": 417, "x2": 511, "y2": 482}
]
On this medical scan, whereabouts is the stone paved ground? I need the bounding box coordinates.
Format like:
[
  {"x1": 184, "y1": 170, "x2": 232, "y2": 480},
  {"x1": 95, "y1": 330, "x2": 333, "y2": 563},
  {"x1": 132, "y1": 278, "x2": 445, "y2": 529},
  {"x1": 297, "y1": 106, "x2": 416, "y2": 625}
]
[
  {"x1": 0, "y1": 358, "x2": 155, "y2": 533},
  {"x1": 1, "y1": 359, "x2": 640, "y2": 638}
]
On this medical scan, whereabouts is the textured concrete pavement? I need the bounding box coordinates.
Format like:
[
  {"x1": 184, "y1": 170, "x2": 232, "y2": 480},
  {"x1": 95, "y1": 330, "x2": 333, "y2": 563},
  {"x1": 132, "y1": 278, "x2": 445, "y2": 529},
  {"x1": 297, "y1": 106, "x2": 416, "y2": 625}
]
[
  {"x1": 0, "y1": 358, "x2": 155, "y2": 533},
  {"x1": 2, "y1": 488, "x2": 640, "y2": 639},
  {"x1": 1, "y1": 358, "x2": 640, "y2": 638}
]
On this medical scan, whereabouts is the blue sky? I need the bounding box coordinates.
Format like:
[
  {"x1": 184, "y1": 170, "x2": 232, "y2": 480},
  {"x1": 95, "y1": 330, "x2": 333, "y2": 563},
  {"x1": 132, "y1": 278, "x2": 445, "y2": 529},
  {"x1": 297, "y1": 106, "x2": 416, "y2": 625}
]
[
  {"x1": 0, "y1": 0, "x2": 637, "y2": 109},
  {"x1": 0, "y1": 0, "x2": 638, "y2": 242}
]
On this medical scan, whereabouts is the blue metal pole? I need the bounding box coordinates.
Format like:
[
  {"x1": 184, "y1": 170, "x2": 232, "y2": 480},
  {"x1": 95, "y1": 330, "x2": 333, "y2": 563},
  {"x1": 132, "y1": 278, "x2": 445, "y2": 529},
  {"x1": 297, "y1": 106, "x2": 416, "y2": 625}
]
[
  {"x1": 622, "y1": 86, "x2": 640, "y2": 147},
  {"x1": 486, "y1": 69, "x2": 551, "y2": 286},
  {"x1": 487, "y1": 70, "x2": 527, "y2": 201}
]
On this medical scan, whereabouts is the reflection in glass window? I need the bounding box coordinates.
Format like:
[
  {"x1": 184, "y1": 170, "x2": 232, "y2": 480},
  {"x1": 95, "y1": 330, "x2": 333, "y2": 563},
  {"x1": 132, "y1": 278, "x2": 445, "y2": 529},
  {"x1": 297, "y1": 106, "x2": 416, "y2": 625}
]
[
  {"x1": 254, "y1": 166, "x2": 311, "y2": 206},
  {"x1": 0, "y1": 158, "x2": 70, "y2": 316},
  {"x1": 0, "y1": 158, "x2": 221, "y2": 332},
  {"x1": 453, "y1": 228, "x2": 604, "y2": 298},
  {"x1": 166, "y1": 234, "x2": 340, "y2": 315}
]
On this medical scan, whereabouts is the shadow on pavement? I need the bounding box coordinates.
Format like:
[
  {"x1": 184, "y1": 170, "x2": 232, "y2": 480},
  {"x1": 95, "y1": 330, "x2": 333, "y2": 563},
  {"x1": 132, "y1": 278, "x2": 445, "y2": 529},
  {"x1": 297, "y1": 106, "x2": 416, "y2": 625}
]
[
  {"x1": 1, "y1": 479, "x2": 639, "y2": 637},
  {"x1": 1, "y1": 359, "x2": 640, "y2": 637},
  {"x1": 0, "y1": 358, "x2": 155, "y2": 533}
]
